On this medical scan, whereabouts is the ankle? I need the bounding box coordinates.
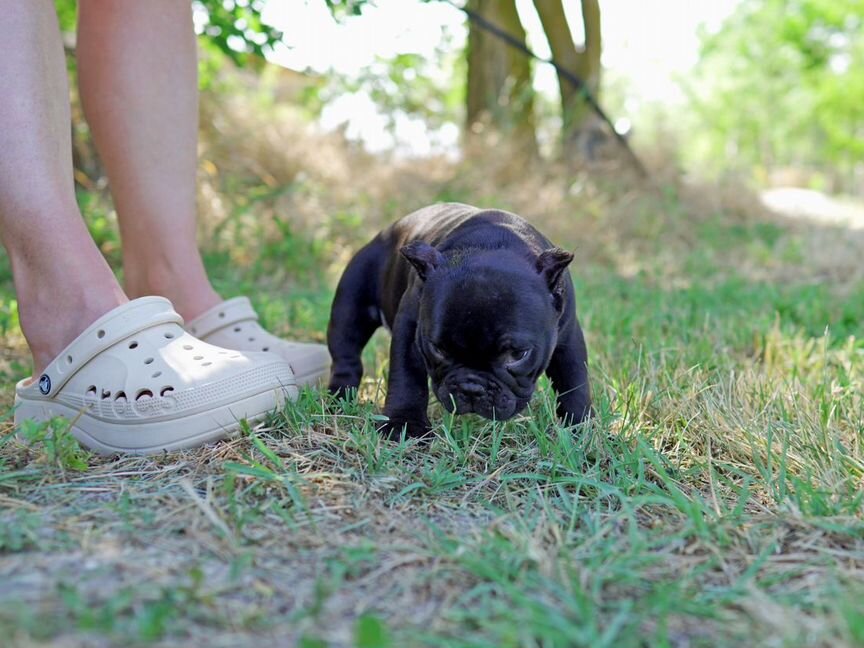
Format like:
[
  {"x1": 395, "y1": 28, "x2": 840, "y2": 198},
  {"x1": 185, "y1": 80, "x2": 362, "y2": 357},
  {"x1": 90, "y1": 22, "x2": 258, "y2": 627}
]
[
  {"x1": 12, "y1": 253, "x2": 127, "y2": 376},
  {"x1": 124, "y1": 255, "x2": 221, "y2": 322}
]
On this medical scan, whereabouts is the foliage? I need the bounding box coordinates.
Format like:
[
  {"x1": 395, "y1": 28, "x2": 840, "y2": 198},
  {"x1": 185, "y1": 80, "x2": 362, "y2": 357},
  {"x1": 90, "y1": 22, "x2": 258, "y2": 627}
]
[
  {"x1": 54, "y1": 0, "x2": 77, "y2": 32},
  {"x1": 323, "y1": 0, "x2": 371, "y2": 19},
  {"x1": 313, "y1": 49, "x2": 465, "y2": 137},
  {"x1": 16, "y1": 418, "x2": 92, "y2": 472},
  {"x1": 192, "y1": 0, "x2": 282, "y2": 67},
  {"x1": 356, "y1": 52, "x2": 462, "y2": 130},
  {"x1": 687, "y1": 0, "x2": 864, "y2": 187}
]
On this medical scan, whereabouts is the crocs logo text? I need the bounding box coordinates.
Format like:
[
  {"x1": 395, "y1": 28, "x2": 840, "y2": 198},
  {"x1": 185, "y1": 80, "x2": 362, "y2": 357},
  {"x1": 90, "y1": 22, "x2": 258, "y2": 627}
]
[
  {"x1": 82, "y1": 387, "x2": 178, "y2": 417},
  {"x1": 38, "y1": 374, "x2": 51, "y2": 395},
  {"x1": 113, "y1": 394, "x2": 178, "y2": 418}
]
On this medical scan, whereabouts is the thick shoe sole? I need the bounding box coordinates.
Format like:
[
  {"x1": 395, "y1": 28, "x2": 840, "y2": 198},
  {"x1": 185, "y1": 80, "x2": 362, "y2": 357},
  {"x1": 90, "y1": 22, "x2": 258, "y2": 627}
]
[{"x1": 14, "y1": 387, "x2": 292, "y2": 456}]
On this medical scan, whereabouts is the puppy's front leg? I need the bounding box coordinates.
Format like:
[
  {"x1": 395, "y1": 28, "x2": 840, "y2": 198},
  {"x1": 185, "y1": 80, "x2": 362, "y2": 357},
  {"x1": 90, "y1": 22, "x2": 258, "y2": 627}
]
[
  {"x1": 545, "y1": 322, "x2": 592, "y2": 425},
  {"x1": 381, "y1": 304, "x2": 431, "y2": 438}
]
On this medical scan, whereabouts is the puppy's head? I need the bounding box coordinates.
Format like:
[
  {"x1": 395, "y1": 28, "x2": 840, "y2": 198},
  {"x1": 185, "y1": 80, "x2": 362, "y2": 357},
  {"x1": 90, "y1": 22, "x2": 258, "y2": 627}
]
[{"x1": 401, "y1": 241, "x2": 573, "y2": 420}]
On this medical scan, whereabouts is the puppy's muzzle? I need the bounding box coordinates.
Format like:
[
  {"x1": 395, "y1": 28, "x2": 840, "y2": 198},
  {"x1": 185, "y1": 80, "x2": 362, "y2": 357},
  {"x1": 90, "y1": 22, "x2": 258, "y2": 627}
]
[{"x1": 437, "y1": 373, "x2": 520, "y2": 420}]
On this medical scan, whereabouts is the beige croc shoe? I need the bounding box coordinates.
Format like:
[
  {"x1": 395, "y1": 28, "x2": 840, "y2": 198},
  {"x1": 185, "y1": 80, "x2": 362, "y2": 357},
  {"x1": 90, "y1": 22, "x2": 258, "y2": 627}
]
[
  {"x1": 14, "y1": 297, "x2": 296, "y2": 456},
  {"x1": 185, "y1": 297, "x2": 330, "y2": 387}
]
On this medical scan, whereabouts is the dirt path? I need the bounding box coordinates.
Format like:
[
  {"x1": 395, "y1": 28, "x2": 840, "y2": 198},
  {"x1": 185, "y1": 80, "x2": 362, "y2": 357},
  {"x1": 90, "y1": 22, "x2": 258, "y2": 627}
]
[{"x1": 760, "y1": 187, "x2": 864, "y2": 230}]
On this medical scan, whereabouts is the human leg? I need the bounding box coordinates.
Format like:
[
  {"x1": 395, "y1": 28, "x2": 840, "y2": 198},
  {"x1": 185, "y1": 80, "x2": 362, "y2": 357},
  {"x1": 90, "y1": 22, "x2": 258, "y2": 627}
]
[
  {"x1": 0, "y1": 0, "x2": 126, "y2": 377},
  {"x1": 77, "y1": 0, "x2": 330, "y2": 385},
  {"x1": 76, "y1": 0, "x2": 220, "y2": 322},
  {"x1": 4, "y1": 1, "x2": 295, "y2": 454}
]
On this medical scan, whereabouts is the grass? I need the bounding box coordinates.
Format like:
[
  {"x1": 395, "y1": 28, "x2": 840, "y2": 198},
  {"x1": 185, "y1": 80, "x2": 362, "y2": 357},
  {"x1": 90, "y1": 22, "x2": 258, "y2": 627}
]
[{"x1": 2, "y1": 97, "x2": 864, "y2": 646}]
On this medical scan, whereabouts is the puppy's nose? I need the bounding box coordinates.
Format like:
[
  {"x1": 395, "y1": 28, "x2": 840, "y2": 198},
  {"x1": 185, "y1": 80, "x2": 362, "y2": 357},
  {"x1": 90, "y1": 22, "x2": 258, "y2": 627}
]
[{"x1": 461, "y1": 382, "x2": 485, "y2": 396}]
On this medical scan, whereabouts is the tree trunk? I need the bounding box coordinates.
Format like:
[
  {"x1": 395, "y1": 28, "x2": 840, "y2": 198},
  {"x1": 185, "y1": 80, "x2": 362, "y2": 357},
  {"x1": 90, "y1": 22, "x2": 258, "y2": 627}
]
[
  {"x1": 532, "y1": 0, "x2": 601, "y2": 154},
  {"x1": 465, "y1": 0, "x2": 537, "y2": 156}
]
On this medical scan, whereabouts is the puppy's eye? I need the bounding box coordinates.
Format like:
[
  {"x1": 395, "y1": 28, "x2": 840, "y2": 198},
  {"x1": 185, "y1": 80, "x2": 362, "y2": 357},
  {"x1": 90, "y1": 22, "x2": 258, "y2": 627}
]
[{"x1": 502, "y1": 348, "x2": 530, "y2": 366}]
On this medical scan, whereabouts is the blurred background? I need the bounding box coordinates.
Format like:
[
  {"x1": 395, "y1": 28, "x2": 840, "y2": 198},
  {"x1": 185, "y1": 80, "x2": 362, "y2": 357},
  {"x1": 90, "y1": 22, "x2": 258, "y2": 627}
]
[
  {"x1": 64, "y1": 0, "x2": 864, "y2": 240},
  {"x1": 182, "y1": 0, "x2": 864, "y2": 190},
  {"x1": 60, "y1": 0, "x2": 864, "y2": 237}
]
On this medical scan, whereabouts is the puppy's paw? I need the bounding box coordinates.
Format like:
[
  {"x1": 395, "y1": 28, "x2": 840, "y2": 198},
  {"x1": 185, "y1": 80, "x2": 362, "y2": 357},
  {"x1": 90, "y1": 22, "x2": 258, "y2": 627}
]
[
  {"x1": 321, "y1": 384, "x2": 356, "y2": 416},
  {"x1": 377, "y1": 416, "x2": 432, "y2": 440},
  {"x1": 557, "y1": 402, "x2": 594, "y2": 427}
]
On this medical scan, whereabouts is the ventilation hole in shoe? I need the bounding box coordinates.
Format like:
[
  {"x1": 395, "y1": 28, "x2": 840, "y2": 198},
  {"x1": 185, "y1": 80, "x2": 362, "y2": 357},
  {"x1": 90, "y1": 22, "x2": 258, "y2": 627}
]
[
  {"x1": 135, "y1": 389, "x2": 153, "y2": 401},
  {"x1": 128, "y1": 341, "x2": 138, "y2": 349},
  {"x1": 66, "y1": 355, "x2": 73, "y2": 365},
  {"x1": 160, "y1": 386, "x2": 175, "y2": 397},
  {"x1": 164, "y1": 332, "x2": 175, "y2": 339},
  {"x1": 183, "y1": 344, "x2": 193, "y2": 351},
  {"x1": 193, "y1": 355, "x2": 203, "y2": 360},
  {"x1": 114, "y1": 391, "x2": 127, "y2": 402},
  {"x1": 201, "y1": 362, "x2": 212, "y2": 367},
  {"x1": 101, "y1": 389, "x2": 111, "y2": 399},
  {"x1": 262, "y1": 347, "x2": 270, "y2": 352},
  {"x1": 144, "y1": 357, "x2": 154, "y2": 365},
  {"x1": 152, "y1": 371, "x2": 162, "y2": 378},
  {"x1": 86, "y1": 385, "x2": 97, "y2": 397},
  {"x1": 248, "y1": 337, "x2": 256, "y2": 342},
  {"x1": 218, "y1": 311, "x2": 225, "y2": 318},
  {"x1": 97, "y1": 329, "x2": 106, "y2": 339},
  {"x1": 230, "y1": 354, "x2": 241, "y2": 359},
  {"x1": 218, "y1": 350, "x2": 228, "y2": 355},
  {"x1": 234, "y1": 326, "x2": 242, "y2": 332}
]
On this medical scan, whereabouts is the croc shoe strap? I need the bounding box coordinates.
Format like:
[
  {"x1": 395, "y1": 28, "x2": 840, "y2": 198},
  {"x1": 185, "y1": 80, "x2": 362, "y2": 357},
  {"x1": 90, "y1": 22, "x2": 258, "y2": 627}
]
[
  {"x1": 185, "y1": 297, "x2": 259, "y2": 339},
  {"x1": 30, "y1": 297, "x2": 183, "y2": 398}
]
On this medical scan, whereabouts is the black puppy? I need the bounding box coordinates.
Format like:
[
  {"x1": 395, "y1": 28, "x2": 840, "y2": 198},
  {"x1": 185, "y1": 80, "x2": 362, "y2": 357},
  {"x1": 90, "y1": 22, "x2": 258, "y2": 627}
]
[{"x1": 327, "y1": 203, "x2": 591, "y2": 437}]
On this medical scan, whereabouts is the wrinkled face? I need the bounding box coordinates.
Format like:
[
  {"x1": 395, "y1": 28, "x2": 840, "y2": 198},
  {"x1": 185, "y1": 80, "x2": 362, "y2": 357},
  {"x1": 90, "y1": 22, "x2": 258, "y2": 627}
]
[{"x1": 416, "y1": 268, "x2": 560, "y2": 420}]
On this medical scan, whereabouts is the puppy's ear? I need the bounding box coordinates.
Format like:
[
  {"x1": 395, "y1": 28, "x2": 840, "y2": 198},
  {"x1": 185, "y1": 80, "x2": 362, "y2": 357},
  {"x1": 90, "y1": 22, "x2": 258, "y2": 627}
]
[
  {"x1": 401, "y1": 241, "x2": 445, "y2": 281},
  {"x1": 536, "y1": 248, "x2": 574, "y2": 292}
]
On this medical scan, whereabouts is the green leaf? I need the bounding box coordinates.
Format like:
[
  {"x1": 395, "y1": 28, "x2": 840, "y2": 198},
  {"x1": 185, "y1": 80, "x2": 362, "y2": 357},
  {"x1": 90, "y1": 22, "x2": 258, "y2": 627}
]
[
  {"x1": 354, "y1": 614, "x2": 390, "y2": 648},
  {"x1": 299, "y1": 636, "x2": 329, "y2": 648}
]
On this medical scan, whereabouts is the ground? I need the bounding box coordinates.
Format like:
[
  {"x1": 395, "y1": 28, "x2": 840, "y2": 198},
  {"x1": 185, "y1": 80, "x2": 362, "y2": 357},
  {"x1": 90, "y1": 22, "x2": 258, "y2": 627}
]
[{"x1": 1, "y1": 101, "x2": 863, "y2": 646}]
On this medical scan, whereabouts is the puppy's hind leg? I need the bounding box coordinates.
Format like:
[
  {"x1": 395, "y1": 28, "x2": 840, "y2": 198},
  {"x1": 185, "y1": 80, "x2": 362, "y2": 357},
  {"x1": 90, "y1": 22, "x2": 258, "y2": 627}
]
[{"x1": 327, "y1": 242, "x2": 384, "y2": 397}]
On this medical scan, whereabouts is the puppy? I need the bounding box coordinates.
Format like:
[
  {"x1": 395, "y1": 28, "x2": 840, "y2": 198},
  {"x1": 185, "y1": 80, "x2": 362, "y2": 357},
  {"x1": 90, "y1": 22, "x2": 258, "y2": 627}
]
[{"x1": 327, "y1": 203, "x2": 591, "y2": 437}]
